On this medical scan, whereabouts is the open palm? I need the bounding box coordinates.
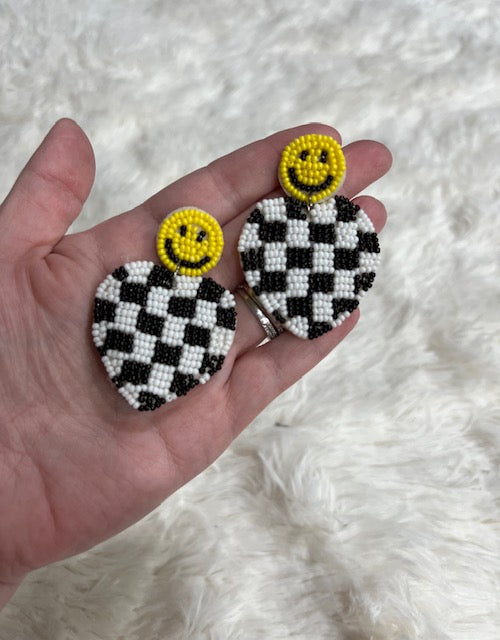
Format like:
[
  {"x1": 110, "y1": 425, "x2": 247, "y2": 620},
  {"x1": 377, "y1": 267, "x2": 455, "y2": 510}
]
[{"x1": 0, "y1": 120, "x2": 391, "y2": 596}]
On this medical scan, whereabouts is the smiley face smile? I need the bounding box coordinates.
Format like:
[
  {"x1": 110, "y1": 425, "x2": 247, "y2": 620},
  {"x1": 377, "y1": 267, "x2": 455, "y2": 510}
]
[
  {"x1": 164, "y1": 237, "x2": 211, "y2": 269},
  {"x1": 287, "y1": 167, "x2": 334, "y2": 194}
]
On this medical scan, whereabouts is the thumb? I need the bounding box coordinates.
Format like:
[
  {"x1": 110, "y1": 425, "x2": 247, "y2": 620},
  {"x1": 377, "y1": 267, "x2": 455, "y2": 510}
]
[{"x1": 0, "y1": 118, "x2": 95, "y2": 259}]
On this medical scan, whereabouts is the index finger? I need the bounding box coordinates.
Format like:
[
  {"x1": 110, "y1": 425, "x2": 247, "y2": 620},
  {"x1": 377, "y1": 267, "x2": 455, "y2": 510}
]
[
  {"x1": 141, "y1": 123, "x2": 341, "y2": 225},
  {"x1": 84, "y1": 124, "x2": 341, "y2": 271}
]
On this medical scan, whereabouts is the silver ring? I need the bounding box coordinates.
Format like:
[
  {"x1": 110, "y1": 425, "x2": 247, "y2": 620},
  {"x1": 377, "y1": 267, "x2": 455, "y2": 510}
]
[{"x1": 236, "y1": 284, "x2": 283, "y2": 341}]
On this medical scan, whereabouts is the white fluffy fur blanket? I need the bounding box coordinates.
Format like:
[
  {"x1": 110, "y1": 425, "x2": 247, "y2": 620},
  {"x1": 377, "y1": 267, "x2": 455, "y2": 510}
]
[{"x1": 1, "y1": 1, "x2": 499, "y2": 638}]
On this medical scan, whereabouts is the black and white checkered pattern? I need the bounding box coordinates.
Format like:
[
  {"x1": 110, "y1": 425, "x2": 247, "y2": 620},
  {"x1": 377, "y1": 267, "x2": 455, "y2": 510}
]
[
  {"x1": 92, "y1": 261, "x2": 236, "y2": 411},
  {"x1": 238, "y1": 195, "x2": 380, "y2": 339}
]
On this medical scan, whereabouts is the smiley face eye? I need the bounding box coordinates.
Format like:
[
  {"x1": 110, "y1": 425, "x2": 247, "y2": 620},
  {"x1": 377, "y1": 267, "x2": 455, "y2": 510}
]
[
  {"x1": 196, "y1": 230, "x2": 207, "y2": 243},
  {"x1": 299, "y1": 150, "x2": 309, "y2": 161},
  {"x1": 318, "y1": 150, "x2": 328, "y2": 163},
  {"x1": 179, "y1": 225, "x2": 187, "y2": 237}
]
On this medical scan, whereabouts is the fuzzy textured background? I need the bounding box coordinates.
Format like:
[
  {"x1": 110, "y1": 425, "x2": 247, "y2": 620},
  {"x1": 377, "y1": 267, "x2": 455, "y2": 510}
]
[{"x1": 1, "y1": 0, "x2": 499, "y2": 638}]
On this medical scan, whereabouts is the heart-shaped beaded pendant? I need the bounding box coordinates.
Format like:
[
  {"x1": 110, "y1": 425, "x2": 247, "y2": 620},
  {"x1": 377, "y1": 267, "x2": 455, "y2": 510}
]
[
  {"x1": 92, "y1": 208, "x2": 236, "y2": 411},
  {"x1": 238, "y1": 134, "x2": 380, "y2": 340}
]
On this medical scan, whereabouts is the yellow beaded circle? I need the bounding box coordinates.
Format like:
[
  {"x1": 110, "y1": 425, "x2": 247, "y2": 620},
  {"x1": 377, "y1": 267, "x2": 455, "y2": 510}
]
[
  {"x1": 278, "y1": 134, "x2": 346, "y2": 204},
  {"x1": 156, "y1": 207, "x2": 224, "y2": 276}
]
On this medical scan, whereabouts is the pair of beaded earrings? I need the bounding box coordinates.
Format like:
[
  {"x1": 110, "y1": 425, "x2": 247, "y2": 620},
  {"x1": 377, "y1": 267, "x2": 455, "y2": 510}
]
[{"x1": 92, "y1": 133, "x2": 380, "y2": 411}]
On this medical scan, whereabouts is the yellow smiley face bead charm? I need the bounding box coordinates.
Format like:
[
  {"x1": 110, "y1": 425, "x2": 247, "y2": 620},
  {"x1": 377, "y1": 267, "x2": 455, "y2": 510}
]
[
  {"x1": 279, "y1": 134, "x2": 346, "y2": 204},
  {"x1": 238, "y1": 133, "x2": 380, "y2": 340},
  {"x1": 92, "y1": 207, "x2": 236, "y2": 411},
  {"x1": 156, "y1": 208, "x2": 224, "y2": 276}
]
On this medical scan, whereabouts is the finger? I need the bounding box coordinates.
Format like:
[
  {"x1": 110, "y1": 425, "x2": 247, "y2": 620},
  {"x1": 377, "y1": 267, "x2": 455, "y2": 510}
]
[
  {"x1": 228, "y1": 196, "x2": 387, "y2": 356},
  {"x1": 0, "y1": 119, "x2": 95, "y2": 259},
  {"x1": 140, "y1": 122, "x2": 341, "y2": 225},
  {"x1": 227, "y1": 310, "x2": 360, "y2": 430},
  {"x1": 88, "y1": 137, "x2": 389, "y2": 277},
  {"x1": 86, "y1": 124, "x2": 341, "y2": 267},
  {"x1": 339, "y1": 140, "x2": 392, "y2": 199}
]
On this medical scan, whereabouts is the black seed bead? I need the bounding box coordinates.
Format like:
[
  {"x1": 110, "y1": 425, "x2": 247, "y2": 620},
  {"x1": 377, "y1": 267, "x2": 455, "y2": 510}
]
[
  {"x1": 120, "y1": 282, "x2": 149, "y2": 306},
  {"x1": 334, "y1": 249, "x2": 359, "y2": 270},
  {"x1": 168, "y1": 296, "x2": 197, "y2": 318},
  {"x1": 184, "y1": 324, "x2": 211, "y2": 348},
  {"x1": 138, "y1": 392, "x2": 165, "y2": 412},
  {"x1": 260, "y1": 271, "x2": 287, "y2": 292},
  {"x1": 113, "y1": 361, "x2": 152, "y2": 387},
  {"x1": 258, "y1": 221, "x2": 287, "y2": 242},
  {"x1": 102, "y1": 329, "x2": 134, "y2": 355},
  {"x1": 354, "y1": 272, "x2": 376, "y2": 294},
  {"x1": 309, "y1": 223, "x2": 335, "y2": 244},
  {"x1": 112, "y1": 266, "x2": 129, "y2": 281},
  {"x1": 136, "y1": 309, "x2": 164, "y2": 337},
  {"x1": 287, "y1": 296, "x2": 312, "y2": 318},
  {"x1": 147, "y1": 264, "x2": 175, "y2": 289},
  {"x1": 248, "y1": 208, "x2": 264, "y2": 224},
  {"x1": 216, "y1": 307, "x2": 237, "y2": 330},
  {"x1": 285, "y1": 197, "x2": 307, "y2": 220},
  {"x1": 94, "y1": 298, "x2": 116, "y2": 323},
  {"x1": 335, "y1": 195, "x2": 359, "y2": 222},
  {"x1": 197, "y1": 278, "x2": 224, "y2": 303},
  {"x1": 357, "y1": 231, "x2": 380, "y2": 253},
  {"x1": 200, "y1": 353, "x2": 224, "y2": 376},
  {"x1": 273, "y1": 310, "x2": 286, "y2": 324},
  {"x1": 241, "y1": 247, "x2": 265, "y2": 271},
  {"x1": 308, "y1": 322, "x2": 332, "y2": 340},
  {"x1": 153, "y1": 343, "x2": 182, "y2": 366},
  {"x1": 287, "y1": 246, "x2": 313, "y2": 269},
  {"x1": 309, "y1": 273, "x2": 335, "y2": 293},
  {"x1": 332, "y1": 298, "x2": 359, "y2": 319},
  {"x1": 170, "y1": 372, "x2": 199, "y2": 397}
]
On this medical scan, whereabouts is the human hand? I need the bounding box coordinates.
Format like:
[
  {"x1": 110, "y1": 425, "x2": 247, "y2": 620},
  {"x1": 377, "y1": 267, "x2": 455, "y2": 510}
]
[{"x1": 0, "y1": 120, "x2": 391, "y2": 604}]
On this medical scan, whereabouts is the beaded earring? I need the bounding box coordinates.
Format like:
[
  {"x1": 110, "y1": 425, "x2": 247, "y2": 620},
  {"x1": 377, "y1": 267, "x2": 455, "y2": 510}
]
[
  {"x1": 92, "y1": 207, "x2": 236, "y2": 411},
  {"x1": 238, "y1": 133, "x2": 380, "y2": 340}
]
